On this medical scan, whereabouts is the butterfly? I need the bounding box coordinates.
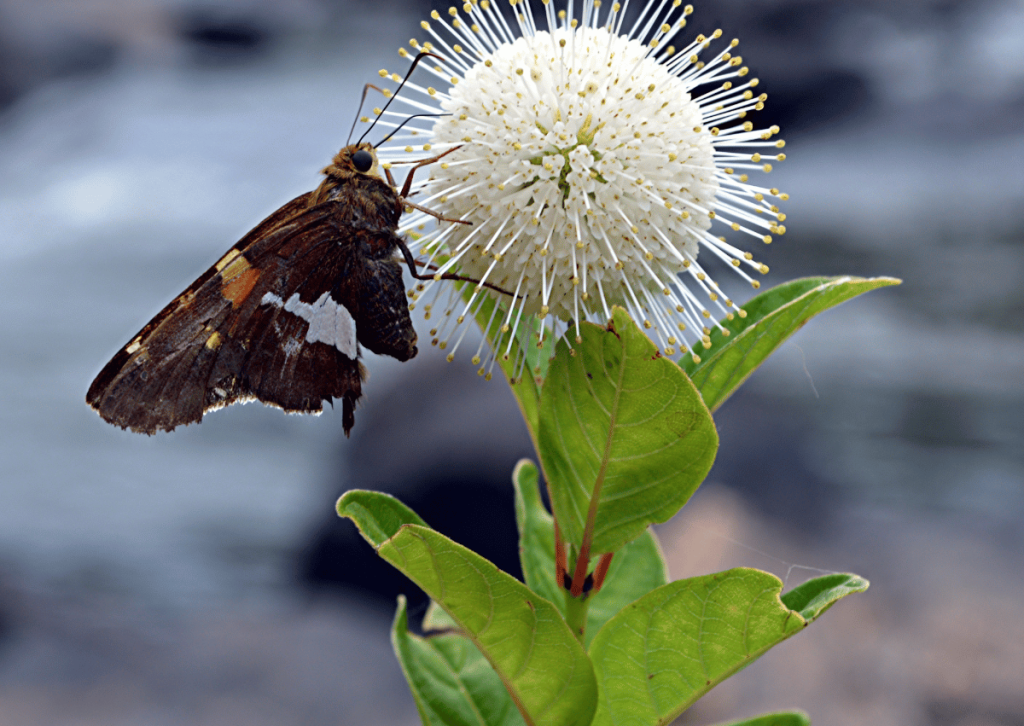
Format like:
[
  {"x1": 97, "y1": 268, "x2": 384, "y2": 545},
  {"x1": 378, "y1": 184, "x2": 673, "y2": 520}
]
[{"x1": 86, "y1": 53, "x2": 495, "y2": 437}]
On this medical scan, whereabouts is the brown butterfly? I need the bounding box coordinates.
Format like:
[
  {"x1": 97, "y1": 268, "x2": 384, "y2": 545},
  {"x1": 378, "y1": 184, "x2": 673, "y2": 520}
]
[{"x1": 86, "y1": 53, "x2": 495, "y2": 436}]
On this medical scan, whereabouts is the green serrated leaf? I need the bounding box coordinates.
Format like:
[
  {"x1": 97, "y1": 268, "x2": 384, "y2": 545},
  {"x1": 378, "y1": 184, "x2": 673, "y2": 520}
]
[
  {"x1": 589, "y1": 568, "x2": 868, "y2": 726},
  {"x1": 392, "y1": 596, "x2": 525, "y2": 726},
  {"x1": 338, "y1": 490, "x2": 598, "y2": 726},
  {"x1": 538, "y1": 307, "x2": 718, "y2": 556},
  {"x1": 711, "y1": 711, "x2": 811, "y2": 726},
  {"x1": 682, "y1": 276, "x2": 901, "y2": 412},
  {"x1": 513, "y1": 459, "x2": 669, "y2": 647}
]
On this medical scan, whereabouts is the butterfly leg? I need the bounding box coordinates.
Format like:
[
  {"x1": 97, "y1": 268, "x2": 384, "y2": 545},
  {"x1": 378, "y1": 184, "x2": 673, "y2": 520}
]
[
  {"x1": 393, "y1": 237, "x2": 514, "y2": 297},
  {"x1": 386, "y1": 153, "x2": 465, "y2": 223},
  {"x1": 403, "y1": 199, "x2": 469, "y2": 226},
  {"x1": 397, "y1": 145, "x2": 462, "y2": 199}
]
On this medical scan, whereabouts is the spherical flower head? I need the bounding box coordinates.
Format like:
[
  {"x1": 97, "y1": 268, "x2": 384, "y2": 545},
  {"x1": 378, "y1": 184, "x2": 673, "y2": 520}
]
[{"x1": 374, "y1": 1, "x2": 788, "y2": 368}]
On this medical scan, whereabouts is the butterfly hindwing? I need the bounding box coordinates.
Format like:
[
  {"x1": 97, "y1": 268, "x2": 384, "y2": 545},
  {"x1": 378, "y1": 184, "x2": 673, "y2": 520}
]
[{"x1": 338, "y1": 238, "x2": 419, "y2": 361}]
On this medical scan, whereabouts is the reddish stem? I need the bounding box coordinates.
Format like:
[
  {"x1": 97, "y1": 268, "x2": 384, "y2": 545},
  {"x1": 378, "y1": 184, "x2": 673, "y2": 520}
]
[
  {"x1": 569, "y1": 545, "x2": 591, "y2": 598},
  {"x1": 592, "y1": 553, "x2": 614, "y2": 593},
  {"x1": 554, "y1": 521, "x2": 568, "y2": 585}
]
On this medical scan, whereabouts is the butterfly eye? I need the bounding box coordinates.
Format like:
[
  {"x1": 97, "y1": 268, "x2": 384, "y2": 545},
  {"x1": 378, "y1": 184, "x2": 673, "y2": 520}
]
[{"x1": 352, "y1": 149, "x2": 374, "y2": 173}]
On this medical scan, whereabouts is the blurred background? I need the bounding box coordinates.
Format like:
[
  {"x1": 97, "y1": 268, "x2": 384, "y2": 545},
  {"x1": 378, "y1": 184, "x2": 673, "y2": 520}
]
[{"x1": 0, "y1": 0, "x2": 1022, "y2": 724}]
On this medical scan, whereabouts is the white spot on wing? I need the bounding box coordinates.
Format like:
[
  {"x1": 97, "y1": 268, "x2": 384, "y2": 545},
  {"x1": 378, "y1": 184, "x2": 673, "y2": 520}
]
[
  {"x1": 282, "y1": 337, "x2": 302, "y2": 361},
  {"x1": 261, "y1": 291, "x2": 357, "y2": 358}
]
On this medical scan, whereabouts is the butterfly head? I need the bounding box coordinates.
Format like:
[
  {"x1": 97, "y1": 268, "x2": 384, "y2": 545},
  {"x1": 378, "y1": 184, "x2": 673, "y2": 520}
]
[{"x1": 330, "y1": 143, "x2": 381, "y2": 179}]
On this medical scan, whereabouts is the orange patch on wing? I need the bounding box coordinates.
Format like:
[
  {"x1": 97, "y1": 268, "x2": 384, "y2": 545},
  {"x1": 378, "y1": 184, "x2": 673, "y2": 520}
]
[
  {"x1": 221, "y1": 266, "x2": 261, "y2": 307},
  {"x1": 221, "y1": 255, "x2": 250, "y2": 280}
]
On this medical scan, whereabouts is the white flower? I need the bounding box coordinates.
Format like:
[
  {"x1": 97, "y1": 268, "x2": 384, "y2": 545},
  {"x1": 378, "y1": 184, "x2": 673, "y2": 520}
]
[{"x1": 370, "y1": 0, "x2": 787, "y2": 373}]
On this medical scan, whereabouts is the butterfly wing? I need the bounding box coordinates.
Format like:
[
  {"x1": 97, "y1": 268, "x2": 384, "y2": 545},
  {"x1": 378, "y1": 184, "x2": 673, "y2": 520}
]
[{"x1": 86, "y1": 193, "x2": 417, "y2": 436}]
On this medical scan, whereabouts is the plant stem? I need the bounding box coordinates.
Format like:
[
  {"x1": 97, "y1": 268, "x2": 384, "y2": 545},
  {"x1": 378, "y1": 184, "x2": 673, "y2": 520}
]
[
  {"x1": 592, "y1": 553, "x2": 614, "y2": 591},
  {"x1": 564, "y1": 589, "x2": 590, "y2": 643}
]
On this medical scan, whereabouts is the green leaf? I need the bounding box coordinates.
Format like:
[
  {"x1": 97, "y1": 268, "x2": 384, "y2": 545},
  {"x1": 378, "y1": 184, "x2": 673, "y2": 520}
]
[
  {"x1": 512, "y1": 460, "x2": 564, "y2": 609},
  {"x1": 682, "y1": 276, "x2": 901, "y2": 412},
  {"x1": 467, "y1": 291, "x2": 556, "y2": 448},
  {"x1": 336, "y1": 489, "x2": 428, "y2": 543},
  {"x1": 423, "y1": 600, "x2": 460, "y2": 632},
  {"x1": 512, "y1": 459, "x2": 669, "y2": 647},
  {"x1": 583, "y1": 530, "x2": 668, "y2": 649},
  {"x1": 712, "y1": 712, "x2": 811, "y2": 726},
  {"x1": 588, "y1": 568, "x2": 868, "y2": 726},
  {"x1": 338, "y1": 490, "x2": 598, "y2": 726},
  {"x1": 537, "y1": 307, "x2": 718, "y2": 555},
  {"x1": 780, "y1": 573, "x2": 870, "y2": 622},
  {"x1": 392, "y1": 596, "x2": 525, "y2": 726}
]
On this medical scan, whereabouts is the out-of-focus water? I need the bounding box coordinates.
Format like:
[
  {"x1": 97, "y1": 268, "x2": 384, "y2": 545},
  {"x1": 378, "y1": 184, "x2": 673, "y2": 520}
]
[{"x1": 0, "y1": 0, "x2": 1022, "y2": 723}]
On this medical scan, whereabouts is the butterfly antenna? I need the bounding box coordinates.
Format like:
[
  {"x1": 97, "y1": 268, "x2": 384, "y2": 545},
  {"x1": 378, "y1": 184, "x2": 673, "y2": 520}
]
[
  {"x1": 374, "y1": 113, "x2": 451, "y2": 149},
  {"x1": 346, "y1": 84, "x2": 385, "y2": 145},
  {"x1": 358, "y1": 51, "x2": 444, "y2": 145}
]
